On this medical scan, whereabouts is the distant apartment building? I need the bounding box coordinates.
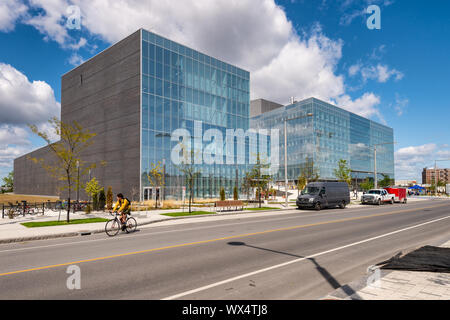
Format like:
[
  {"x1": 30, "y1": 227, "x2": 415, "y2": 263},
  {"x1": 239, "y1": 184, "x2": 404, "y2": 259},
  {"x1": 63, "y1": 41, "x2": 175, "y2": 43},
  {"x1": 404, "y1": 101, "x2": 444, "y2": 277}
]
[{"x1": 422, "y1": 168, "x2": 450, "y2": 184}]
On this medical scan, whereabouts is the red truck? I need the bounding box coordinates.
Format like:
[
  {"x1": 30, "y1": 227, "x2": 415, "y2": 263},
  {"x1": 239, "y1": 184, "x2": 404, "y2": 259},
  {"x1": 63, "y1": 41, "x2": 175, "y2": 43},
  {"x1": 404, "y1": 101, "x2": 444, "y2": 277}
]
[{"x1": 383, "y1": 187, "x2": 407, "y2": 203}]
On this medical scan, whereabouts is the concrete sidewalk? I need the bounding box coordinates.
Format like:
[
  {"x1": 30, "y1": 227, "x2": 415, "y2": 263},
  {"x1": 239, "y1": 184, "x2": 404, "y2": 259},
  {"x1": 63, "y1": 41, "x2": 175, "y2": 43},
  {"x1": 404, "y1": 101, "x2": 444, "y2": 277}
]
[{"x1": 323, "y1": 240, "x2": 450, "y2": 300}]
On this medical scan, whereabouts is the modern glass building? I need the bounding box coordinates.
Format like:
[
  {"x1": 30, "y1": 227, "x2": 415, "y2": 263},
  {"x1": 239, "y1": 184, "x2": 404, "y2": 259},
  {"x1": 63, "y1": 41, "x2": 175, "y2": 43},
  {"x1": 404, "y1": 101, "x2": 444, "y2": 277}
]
[
  {"x1": 140, "y1": 29, "x2": 251, "y2": 200},
  {"x1": 14, "y1": 29, "x2": 392, "y2": 200},
  {"x1": 250, "y1": 97, "x2": 394, "y2": 187}
]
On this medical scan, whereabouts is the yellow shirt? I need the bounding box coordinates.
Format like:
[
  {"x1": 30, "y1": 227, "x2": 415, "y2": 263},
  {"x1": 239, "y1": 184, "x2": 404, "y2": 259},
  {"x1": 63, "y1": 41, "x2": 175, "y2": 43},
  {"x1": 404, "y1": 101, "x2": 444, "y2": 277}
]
[{"x1": 113, "y1": 198, "x2": 130, "y2": 212}]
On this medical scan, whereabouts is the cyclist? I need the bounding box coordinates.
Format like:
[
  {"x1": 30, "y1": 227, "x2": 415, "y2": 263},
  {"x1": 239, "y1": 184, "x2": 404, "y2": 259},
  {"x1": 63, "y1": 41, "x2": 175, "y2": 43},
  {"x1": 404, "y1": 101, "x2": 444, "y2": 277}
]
[{"x1": 112, "y1": 193, "x2": 131, "y2": 230}]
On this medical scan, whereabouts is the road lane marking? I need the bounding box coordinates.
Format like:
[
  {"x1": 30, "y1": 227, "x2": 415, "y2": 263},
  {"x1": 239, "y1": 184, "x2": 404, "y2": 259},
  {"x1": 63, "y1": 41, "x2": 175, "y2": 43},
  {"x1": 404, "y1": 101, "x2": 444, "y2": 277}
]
[
  {"x1": 0, "y1": 203, "x2": 448, "y2": 277},
  {"x1": 0, "y1": 201, "x2": 442, "y2": 254},
  {"x1": 162, "y1": 214, "x2": 450, "y2": 300}
]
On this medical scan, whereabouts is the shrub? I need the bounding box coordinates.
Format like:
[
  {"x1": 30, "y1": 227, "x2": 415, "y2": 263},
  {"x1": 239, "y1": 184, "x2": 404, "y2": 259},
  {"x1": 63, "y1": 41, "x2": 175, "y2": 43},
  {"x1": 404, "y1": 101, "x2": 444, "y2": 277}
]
[
  {"x1": 92, "y1": 193, "x2": 98, "y2": 211},
  {"x1": 84, "y1": 204, "x2": 92, "y2": 214},
  {"x1": 233, "y1": 186, "x2": 238, "y2": 200},
  {"x1": 98, "y1": 189, "x2": 106, "y2": 211},
  {"x1": 106, "y1": 186, "x2": 113, "y2": 210},
  {"x1": 220, "y1": 187, "x2": 225, "y2": 201}
]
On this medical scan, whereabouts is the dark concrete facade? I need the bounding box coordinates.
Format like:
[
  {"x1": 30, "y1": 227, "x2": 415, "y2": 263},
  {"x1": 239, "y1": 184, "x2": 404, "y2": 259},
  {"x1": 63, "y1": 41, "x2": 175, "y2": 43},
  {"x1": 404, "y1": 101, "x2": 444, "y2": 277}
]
[
  {"x1": 250, "y1": 98, "x2": 283, "y2": 117},
  {"x1": 14, "y1": 30, "x2": 141, "y2": 199}
]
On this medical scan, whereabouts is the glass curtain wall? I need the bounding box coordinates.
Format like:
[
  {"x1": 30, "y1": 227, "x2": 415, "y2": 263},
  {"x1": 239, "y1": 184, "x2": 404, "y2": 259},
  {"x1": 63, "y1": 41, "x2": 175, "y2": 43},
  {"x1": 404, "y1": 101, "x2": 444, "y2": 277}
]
[
  {"x1": 251, "y1": 98, "x2": 394, "y2": 185},
  {"x1": 140, "y1": 30, "x2": 250, "y2": 200}
]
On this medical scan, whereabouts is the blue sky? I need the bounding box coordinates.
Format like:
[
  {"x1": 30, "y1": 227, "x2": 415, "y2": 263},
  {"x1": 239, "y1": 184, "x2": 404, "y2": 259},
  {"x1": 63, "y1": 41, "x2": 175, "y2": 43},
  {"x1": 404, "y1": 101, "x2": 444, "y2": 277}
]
[{"x1": 0, "y1": 0, "x2": 449, "y2": 183}]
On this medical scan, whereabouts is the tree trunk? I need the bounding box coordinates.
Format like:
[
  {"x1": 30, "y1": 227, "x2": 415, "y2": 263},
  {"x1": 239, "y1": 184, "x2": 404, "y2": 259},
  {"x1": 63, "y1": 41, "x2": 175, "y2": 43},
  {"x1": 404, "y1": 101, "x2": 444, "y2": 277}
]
[
  {"x1": 189, "y1": 193, "x2": 192, "y2": 213},
  {"x1": 67, "y1": 196, "x2": 70, "y2": 223},
  {"x1": 258, "y1": 187, "x2": 261, "y2": 208}
]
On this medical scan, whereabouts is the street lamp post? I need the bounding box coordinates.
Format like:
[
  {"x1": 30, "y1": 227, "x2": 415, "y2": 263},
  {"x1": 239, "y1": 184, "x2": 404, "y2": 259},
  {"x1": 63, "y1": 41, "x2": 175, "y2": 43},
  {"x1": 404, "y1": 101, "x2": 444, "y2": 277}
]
[
  {"x1": 162, "y1": 158, "x2": 166, "y2": 205},
  {"x1": 283, "y1": 112, "x2": 313, "y2": 208},
  {"x1": 76, "y1": 160, "x2": 80, "y2": 202}
]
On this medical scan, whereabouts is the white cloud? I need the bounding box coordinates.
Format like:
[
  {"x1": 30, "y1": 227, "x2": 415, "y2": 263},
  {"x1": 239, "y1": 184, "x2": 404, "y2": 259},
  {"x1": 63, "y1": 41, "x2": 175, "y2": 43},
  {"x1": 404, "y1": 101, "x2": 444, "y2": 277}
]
[
  {"x1": 395, "y1": 143, "x2": 450, "y2": 181},
  {"x1": 349, "y1": 63, "x2": 403, "y2": 83},
  {"x1": 0, "y1": 125, "x2": 32, "y2": 178},
  {"x1": 334, "y1": 92, "x2": 383, "y2": 121},
  {"x1": 0, "y1": 63, "x2": 60, "y2": 180},
  {"x1": 0, "y1": 63, "x2": 60, "y2": 125},
  {"x1": 392, "y1": 93, "x2": 409, "y2": 116},
  {"x1": 3, "y1": 0, "x2": 395, "y2": 123},
  {"x1": 339, "y1": 0, "x2": 393, "y2": 26},
  {"x1": 14, "y1": 0, "x2": 384, "y2": 120},
  {"x1": 0, "y1": 125, "x2": 30, "y2": 148},
  {"x1": 0, "y1": 0, "x2": 27, "y2": 32},
  {"x1": 251, "y1": 28, "x2": 345, "y2": 104},
  {"x1": 68, "y1": 53, "x2": 84, "y2": 66}
]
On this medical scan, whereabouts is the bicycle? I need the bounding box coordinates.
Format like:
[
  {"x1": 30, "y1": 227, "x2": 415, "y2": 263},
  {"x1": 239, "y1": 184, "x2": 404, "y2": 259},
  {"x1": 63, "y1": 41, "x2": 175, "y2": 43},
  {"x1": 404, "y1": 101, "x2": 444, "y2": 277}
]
[{"x1": 105, "y1": 211, "x2": 137, "y2": 236}]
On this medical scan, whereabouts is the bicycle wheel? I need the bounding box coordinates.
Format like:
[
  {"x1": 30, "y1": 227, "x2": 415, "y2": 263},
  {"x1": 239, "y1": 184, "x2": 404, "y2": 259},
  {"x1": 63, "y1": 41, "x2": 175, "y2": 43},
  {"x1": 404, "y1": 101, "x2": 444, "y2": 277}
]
[
  {"x1": 125, "y1": 217, "x2": 137, "y2": 233},
  {"x1": 105, "y1": 219, "x2": 120, "y2": 237}
]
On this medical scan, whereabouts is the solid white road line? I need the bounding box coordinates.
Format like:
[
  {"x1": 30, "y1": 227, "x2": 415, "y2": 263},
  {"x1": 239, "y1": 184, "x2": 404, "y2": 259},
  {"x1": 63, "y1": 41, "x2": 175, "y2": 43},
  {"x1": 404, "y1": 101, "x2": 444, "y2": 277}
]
[{"x1": 161, "y1": 214, "x2": 450, "y2": 300}]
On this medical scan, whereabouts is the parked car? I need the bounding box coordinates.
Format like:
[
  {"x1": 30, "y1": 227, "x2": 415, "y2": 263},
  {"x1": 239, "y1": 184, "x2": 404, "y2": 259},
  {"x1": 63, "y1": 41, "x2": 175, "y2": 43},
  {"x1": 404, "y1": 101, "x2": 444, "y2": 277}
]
[
  {"x1": 297, "y1": 182, "x2": 350, "y2": 211},
  {"x1": 384, "y1": 187, "x2": 407, "y2": 203},
  {"x1": 361, "y1": 189, "x2": 395, "y2": 205}
]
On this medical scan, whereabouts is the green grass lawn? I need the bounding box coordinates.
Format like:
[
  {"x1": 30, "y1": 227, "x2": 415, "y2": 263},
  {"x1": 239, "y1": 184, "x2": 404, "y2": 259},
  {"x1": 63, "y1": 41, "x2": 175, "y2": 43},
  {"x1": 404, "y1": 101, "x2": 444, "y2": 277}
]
[
  {"x1": 162, "y1": 211, "x2": 216, "y2": 217},
  {"x1": 245, "y1": 207, "x2": 281, "y2": 211},
  {"x1": 21, "y1": 218, "x2": 109, "y2": 228}
]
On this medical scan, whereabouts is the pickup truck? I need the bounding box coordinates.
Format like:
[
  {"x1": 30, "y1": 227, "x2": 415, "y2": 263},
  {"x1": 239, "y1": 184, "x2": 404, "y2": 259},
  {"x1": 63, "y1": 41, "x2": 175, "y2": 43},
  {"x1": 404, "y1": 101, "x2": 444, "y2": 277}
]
[{"x1": 361, "y1": 189, "x2": 395, "y2": 205}]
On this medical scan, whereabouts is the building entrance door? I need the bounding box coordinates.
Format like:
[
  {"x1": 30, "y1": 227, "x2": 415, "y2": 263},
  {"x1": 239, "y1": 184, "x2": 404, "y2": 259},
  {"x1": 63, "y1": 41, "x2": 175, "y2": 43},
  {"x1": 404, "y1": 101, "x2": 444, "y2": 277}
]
[{"x1": 143, "y1": 187, "x2": 160, "y2": 203}]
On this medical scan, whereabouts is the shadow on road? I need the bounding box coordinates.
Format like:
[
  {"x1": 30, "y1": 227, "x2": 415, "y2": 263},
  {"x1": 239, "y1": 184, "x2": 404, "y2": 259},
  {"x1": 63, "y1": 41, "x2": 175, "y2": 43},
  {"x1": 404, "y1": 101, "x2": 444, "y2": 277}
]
[{"x1": 227, "y1": 241, "x2": 360, "y2": 298}]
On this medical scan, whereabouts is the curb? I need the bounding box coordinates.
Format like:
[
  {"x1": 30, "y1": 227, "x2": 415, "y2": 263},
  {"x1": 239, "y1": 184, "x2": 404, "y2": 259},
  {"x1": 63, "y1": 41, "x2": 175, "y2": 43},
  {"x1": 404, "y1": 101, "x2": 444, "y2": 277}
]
[{"x1": 0, "y1": 207, "x2": 291, "y2": 244}]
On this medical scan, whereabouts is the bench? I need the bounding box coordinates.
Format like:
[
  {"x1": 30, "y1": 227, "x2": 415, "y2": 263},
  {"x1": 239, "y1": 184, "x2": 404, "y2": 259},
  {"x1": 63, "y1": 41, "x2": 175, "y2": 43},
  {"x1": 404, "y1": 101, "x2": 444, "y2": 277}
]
[{"x1": 214, "y1": 200, "x2": 244, "y2": 212}]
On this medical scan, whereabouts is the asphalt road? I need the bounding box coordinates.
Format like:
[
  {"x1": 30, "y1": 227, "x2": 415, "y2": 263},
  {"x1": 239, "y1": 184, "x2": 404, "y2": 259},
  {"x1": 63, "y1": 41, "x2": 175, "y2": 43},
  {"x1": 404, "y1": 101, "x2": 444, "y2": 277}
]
[{"x1": 0, "y1": 200, "x2": 449, "y2": 300}]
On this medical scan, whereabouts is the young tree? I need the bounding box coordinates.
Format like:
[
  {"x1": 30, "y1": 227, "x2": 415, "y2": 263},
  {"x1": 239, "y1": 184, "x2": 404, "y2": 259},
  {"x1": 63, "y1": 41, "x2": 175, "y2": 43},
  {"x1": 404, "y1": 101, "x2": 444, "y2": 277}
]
[
  {"x1": 379, "y1": 174, "x2": 393, "y2": 188},
  {"x1": 299, "y1": 157, "x2": 319, "y2": 182},
  {"x1": 297, "y1": 176, "x2": 307, "y2": 196},
  {"x1": 147, "y1": 161, "x2": 165, "y2": 209},
  {"x1": 28, "y1": 117, "x2": 100, "y2": 223},
  {"x1": 1, "y1": 171, "x2": 14, "y2": 193},
  {"x1": 106, "y1": 186, "x2": 113, "y2": 210},
  {"x1": 233, "y1": 186, "x2": 239, "y2": 200},
  {"x1": 360, "y1": 178, "x2": 374, "y2": 191},
  {"x1": 220, "y1": 187, "x2": 226, "y2": 201},
  {"x1": 334, "y1": 159, "x2": 352, "y2": 186},
  {"x1": 178, "y1": 149, "x2": 200, "y2": 214},
  {"x1": 297, "y1": 157, "x2": 318, "y2": 196},
  {"x1": 242, "y1": 171, "x2": 253, "y2": 201},
  {"x1": 249, "y1": 153, "x2": 271, "y2": 208},
  {"x1": 85, "y1": 177, "x2": 103, "y2": 211},
  {"x1": 130, "y1": 186, "x2": 139, "y2": 203}
]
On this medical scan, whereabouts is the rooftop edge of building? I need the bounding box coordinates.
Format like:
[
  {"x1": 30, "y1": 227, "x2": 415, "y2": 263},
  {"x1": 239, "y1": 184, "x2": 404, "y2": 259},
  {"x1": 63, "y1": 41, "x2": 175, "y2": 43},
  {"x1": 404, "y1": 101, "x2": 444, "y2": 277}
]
[
  {"x1": 62, "y1": 28, "x2": 250, "y2": 80},
  {"x1": 251, "y1": 96, "x2": 393, "y2": 131}
]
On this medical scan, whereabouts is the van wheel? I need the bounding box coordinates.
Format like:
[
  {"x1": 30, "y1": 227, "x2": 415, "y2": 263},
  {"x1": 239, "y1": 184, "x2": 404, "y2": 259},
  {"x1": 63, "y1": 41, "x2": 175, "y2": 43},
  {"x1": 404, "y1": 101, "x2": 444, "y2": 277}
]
[
  {"x1": 339, "y1": 201, "x2": 346, "y2": 209},
  {"x1": 314, "y1": 202, "x2": 322, "y2": 211}
]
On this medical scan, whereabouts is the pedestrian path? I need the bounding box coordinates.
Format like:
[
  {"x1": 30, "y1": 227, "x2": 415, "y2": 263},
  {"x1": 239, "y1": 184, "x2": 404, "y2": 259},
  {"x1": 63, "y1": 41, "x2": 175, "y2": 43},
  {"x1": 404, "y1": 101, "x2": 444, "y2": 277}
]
[{"x1": 323, "y1": 240, "x2": 450, "y2": 300}]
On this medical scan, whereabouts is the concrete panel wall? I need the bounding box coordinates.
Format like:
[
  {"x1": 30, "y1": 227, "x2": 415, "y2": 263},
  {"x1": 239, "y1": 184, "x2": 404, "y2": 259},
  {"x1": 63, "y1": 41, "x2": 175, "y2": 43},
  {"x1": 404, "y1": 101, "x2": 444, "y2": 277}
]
[
  {"x1": 14, "y1": 29, "x2": 142, "y2": 199},
  {"x1": 14, "y1": 145, "x2": 60, "y2": 197},
  {"x1": 250, "y1": 99, "x2": 283, "y2": 117}
]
